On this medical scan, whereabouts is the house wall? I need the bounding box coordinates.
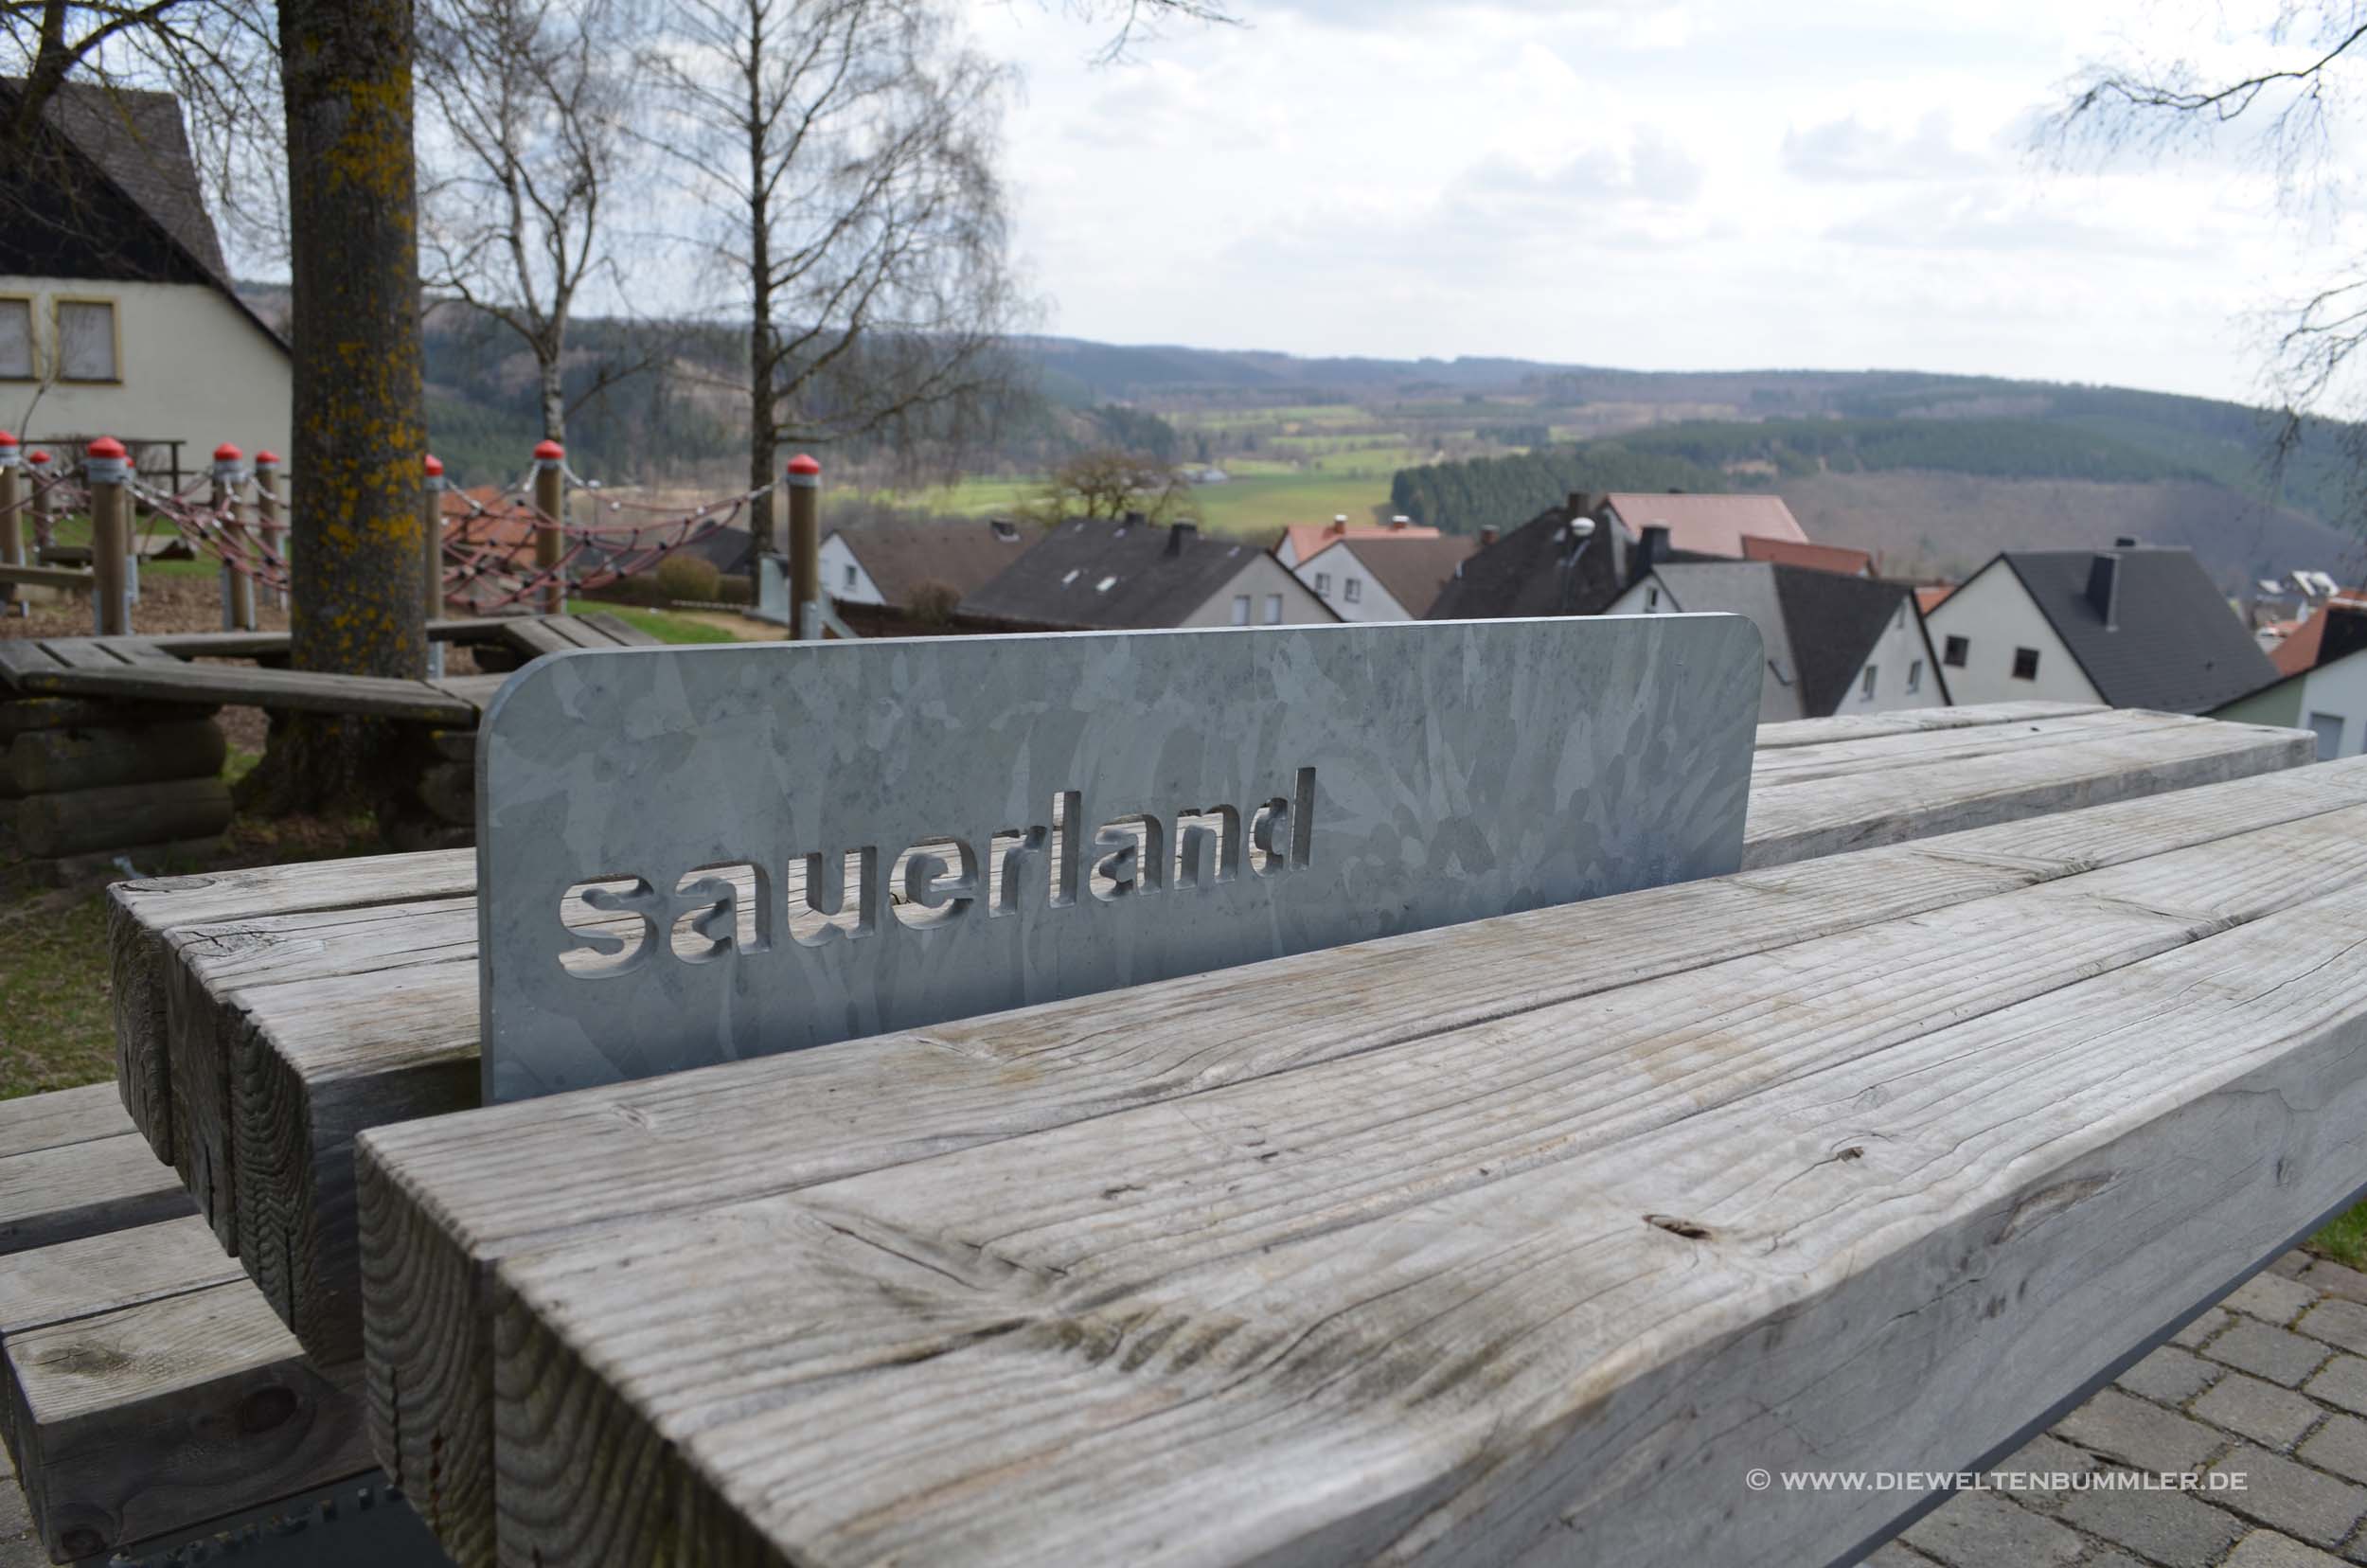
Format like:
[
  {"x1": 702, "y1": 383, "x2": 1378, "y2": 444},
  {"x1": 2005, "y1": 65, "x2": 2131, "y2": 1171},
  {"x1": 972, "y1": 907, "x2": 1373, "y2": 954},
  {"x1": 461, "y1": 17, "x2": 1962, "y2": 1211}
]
[
  {"x1": 2216, "y1": 650, "x2": 2367, "y2": 759},
  {"x1": 1606, "y1": 573, "x2": 1803, "y2": 721},
  {"x1": 1829, "y1": 602, "x2": 1949, "y2": 716},
  {"x1": 1923, "y1": 562, "x2": 2103, "y2": 706},
  {"x1": 1296, "y1": 542, "x2": 1415, "y2": 622},
  {"x1": 1181, "y1": 553, "x2": 1334, "y2": 628},
  {"x1": 819, "y1": 534, "x2": 887, "y2": 606},
  {"x1": 0, "y1": 277, "x2": 290, "y2": 463}
]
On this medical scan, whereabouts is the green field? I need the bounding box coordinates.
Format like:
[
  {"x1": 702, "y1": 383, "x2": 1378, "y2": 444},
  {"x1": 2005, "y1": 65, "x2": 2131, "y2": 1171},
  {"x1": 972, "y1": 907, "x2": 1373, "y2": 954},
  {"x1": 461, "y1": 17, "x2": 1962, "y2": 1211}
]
[{"x1": 891, "y1": 452, "x2": 1407, "y2": 539}]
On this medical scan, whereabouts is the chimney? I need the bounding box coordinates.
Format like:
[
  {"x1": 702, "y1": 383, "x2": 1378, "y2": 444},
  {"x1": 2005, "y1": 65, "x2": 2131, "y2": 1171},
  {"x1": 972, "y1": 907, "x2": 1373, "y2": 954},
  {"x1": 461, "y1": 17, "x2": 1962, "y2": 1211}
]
[
  {"x1": 1390, "y1": 514, "x2": 1410, "y2": 531},
  {"x1": 1565, "y1": 491, "x2": 1587, "y2": 517},
  {"x1": 1167, "y1": 521, "x2": 1197, "y2": 556},
  {"x1": 1478, "y1": 526, "x2": 1500, "y2": 546},
  {"x1": 1328, "y1": 514, "x2": 1348, "y2": 536},
  {"x1": 2087, "y1": 549, "x2": 2122, "y2": 631},
  {"x1": 1123, "y1": 509, "x2": 1147, "y2": 526},
  {"x1": 1640, "y1": 524, "x2": 1671, "y2": 572}
]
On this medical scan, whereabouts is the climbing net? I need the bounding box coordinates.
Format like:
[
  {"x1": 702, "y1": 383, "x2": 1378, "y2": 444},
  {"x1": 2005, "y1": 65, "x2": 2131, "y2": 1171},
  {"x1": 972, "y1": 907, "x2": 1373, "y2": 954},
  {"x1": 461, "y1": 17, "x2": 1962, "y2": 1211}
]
[
  {"x1": 0, "y1": 467, "x2": 89, "y2": 548},
  {"x1": 124, "y1": 469, "x2": 767, "y2": 613}
]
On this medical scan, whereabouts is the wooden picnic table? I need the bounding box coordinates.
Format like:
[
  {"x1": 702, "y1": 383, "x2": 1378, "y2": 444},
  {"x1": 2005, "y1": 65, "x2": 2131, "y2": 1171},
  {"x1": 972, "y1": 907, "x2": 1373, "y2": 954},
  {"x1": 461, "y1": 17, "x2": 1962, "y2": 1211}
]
[{"x1": 344, "y1": 744, "x2": 2367, "y2": 1568}]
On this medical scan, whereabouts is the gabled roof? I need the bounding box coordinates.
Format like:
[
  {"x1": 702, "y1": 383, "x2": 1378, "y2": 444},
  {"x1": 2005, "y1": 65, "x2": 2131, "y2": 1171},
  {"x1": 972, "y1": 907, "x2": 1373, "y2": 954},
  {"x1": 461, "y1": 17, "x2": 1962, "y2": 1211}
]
[
  {"x1": 1601, "y1": 492, "x2": 1808, "y2": 558},
  {"x1": 0, "y1": 78, "x2": 284, "y2": 349},
  {"x1": 1276, "y1": 520, "x2": 1440, "y2": 563},
  {"x1": 2269, "y1": 592, "x2": 2367, "y2": 677},
  {"x1": 1303, "y1": 533, "x2": 1477, "y2": 617},
  {"x1": 960, "y1": 517, "x2": 1318, "y2": 630},
  {"x1": 1981, "y1": 546, "x2": 2278, "y2": 713},
  {"x1": 1644, "y1": 561, "x2": 1931, "y2": 719},
  {"x1": 836, "y1": 518, "x2": 1036, "y2": 609},
  {"x1": 1424, "y1": 508, "x2": 1578, "y2": 620},
  {"x1": 1739, "y1": 534, "x2": 1872, "y2": 577},
  {"x1": 1915, "y1": 584, "x2": 1953, "y2": 615}
]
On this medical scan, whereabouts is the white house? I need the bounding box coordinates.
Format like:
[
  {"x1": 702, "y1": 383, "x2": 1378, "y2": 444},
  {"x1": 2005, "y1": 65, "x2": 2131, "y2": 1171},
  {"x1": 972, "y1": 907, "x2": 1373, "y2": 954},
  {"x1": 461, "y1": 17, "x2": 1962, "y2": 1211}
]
[
  {"x1": 1923, "y1": 543, "x2": 2277, "y2": 713},
  {"x1": 0, "y1": 80, "x2": 291, "y2": 476},
  {"x1": 1293, "y1": 534, "x2": 1476, "y2": 622},
  {"x1": 1607, "y1": 560, "x2": 1948, "y2": 721},
  {"x1": 1273, "y1": 515, "x2": 1441, "y2": 570},
  {"x1": 961, "y1": 517, "x2": 1334, "y2": 631},
  {"x1": 2216, "y1": 646, "x2": 2367, "y2": 760},
  {"x1": 817, "y1": 518, "x2": 1033, "y2": 612}
]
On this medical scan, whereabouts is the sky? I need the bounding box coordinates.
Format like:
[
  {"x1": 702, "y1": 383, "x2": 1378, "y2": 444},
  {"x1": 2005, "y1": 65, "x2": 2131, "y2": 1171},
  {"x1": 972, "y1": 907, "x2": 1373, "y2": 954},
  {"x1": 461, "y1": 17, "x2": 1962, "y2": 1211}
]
[{"x1": 956, "y1": 0, "x2": 2367, "y2": 403}]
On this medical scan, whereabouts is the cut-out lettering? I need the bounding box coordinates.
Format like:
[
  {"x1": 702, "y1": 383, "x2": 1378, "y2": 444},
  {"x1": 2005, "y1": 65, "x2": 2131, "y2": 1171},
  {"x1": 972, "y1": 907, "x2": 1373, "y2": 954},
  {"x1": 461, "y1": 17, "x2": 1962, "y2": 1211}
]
[
  {"x1": 988, "y1": 826, "x2": 1046, "y2": 918},
  {"x1": 1090, "y1": 814, "x2": 1166, "y2": 900},
  {"x1": 788, "y1": 848, "x2": 877, "y2": 947},
  {"x1": 891, "y1": 838, "x2": 978, "y2": 929},
  {"x1": 1174, "y1": 806, "x2": 1240, "y2": 889},
  {"x1": 558, "y1": 877, "x2": 663, "y2": 977},
  {"x1": 670, "y1": 863, "x2": 769, "y2": 963}
]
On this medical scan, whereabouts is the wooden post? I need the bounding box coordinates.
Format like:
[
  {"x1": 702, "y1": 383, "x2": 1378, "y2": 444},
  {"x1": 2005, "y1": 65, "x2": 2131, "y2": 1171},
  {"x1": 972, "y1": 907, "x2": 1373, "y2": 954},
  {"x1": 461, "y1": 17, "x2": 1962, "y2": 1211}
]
[
  {"x1": 786, "y1": 453, "x2": 821, "y2": 640},
  {"x1": 0, "y1": 431, "x2": 20, "y2": 618},
  {"x1": 213, "y1": 443, "x2": 255, "y2": 633},
  {"x1": 532, "y1": 439, "x2": 563, "y2": 616},
  {"x1": 86, "y1": 437, "x2": 130, "y2": 636},
  {"x1": 252, "y1": 451, "x2": 284, "y2": 611},
  {"x1": 422, "y1": 454, "x2": 446, "y2": 680},
  {"x1": 26, "y1": 449, "x2": 52, "y2": 552}
]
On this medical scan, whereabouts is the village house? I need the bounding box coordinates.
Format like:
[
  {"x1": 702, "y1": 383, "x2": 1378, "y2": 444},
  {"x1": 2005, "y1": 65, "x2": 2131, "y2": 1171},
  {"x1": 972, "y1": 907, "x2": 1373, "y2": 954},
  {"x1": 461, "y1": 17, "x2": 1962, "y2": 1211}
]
[
  {"x1": 1605, "y1": 560, "x2": 1949, "y2": 720},
  {"x1": 1272, "y1": 513, "x2": 1440, "y2": 570},
  {"x1": 959, "y1": 514, "x2": 1334, "y2": 631},
  {"x1": 1593, "y1": 490, "x2": 1812, "y2": 558},
  {"x1": 818, "y1": 517, "x2": 1035, "y2": 616},
  {"x1": 1922, "y1": 542, "x2": 2277, "y2": 713},
  {"x1": 0, "y1": 80, "x2": 290, "y2": 476},
  {"x1": 1293, "y1": 532, "x2": 1477, "y2": 621},
  {"x1": 2215, "y1": 589, "x2": 2367, "y2": 758}
]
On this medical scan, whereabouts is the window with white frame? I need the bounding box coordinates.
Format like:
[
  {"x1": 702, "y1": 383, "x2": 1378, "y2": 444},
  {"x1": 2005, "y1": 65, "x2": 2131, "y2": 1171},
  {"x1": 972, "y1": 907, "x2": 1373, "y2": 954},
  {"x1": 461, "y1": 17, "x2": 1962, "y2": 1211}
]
[
  {"x1": 1907, "y1": 659, "x2": 1923, "y2": 694},
  {"x1": 56, "y1": 299, "x2": 116, "y2": 382},
  {"x1": 1314, "y1": 572, "x2": 1330, "y2": 594},
  {"x1": 1344, "y1": 577, "x2": 1361, "y2": 603},
  {"x1": 1231, "y1": 595, "x2": 1250, "y2": 625},
  {"x1": 1264, "y1": 594, "x2": 1282, "y2": 624},
  {"x1": 1860, "y1": 664, "x2": 1878, "y2": 700},
  {"x1": 0, "y1": 299, "x2": 32, "y2": 380}
]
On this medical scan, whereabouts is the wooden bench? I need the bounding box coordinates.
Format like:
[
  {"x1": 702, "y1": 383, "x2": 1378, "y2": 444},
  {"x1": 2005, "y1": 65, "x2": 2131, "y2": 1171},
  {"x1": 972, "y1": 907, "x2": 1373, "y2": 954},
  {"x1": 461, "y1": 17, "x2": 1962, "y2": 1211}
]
[
  {"x1": 94, "y1": 704, "x2": 2314, "y2": 1380},
  {"x1": 352, "y1": 752, "x2": 2367, "y2": 1568},
  {"x1": 0, "y1": 1087, "x2": 374, "y2": 1563}
]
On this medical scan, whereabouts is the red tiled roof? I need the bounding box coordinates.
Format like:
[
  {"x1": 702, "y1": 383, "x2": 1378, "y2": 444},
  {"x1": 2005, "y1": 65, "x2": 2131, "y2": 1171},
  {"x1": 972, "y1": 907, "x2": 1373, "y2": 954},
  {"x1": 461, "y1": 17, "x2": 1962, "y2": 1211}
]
[
  {"x1": 1275, "y1": 520, "x2": 1440, "y2": 562},
  {"x1": 1601, "y1": 492, "x2": 1808, "y2": 558},
  {"x1": 1915, "y1": 584, "x2": 1953, "y2": 615},
  {"x1": 1738, "y1": 534, "x2": 1873, "y2": 577}
]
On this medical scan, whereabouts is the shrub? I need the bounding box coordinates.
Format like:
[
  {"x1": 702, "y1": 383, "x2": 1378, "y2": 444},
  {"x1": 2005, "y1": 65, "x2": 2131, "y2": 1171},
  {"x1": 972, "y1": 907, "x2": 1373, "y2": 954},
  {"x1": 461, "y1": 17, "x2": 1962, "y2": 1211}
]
[
  {"x1": 907, "y1": 579, "x2": 961, "y2": 624},
  {"x1": 654, "y1": 553, "x2": 721, "y2": 603}
]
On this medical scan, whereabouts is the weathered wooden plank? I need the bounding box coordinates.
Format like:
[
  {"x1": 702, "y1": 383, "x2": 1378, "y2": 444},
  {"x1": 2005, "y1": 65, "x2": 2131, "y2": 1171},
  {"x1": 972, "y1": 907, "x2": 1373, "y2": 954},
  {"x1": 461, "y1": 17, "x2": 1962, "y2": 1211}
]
[
  {"x1": 1748, "y1": 707, "x2": 2191, "y2": 782},
  {"x1": 355, "y1": 762, "x2": 2367, "y2": 1567},
  {"x1": 14, "y1": 777, "x2": 232, "y2": 861},
  {"x1": 107, "y1": 851, "x2": 475, "y2": 1166},
  {"x1": 433, "y1": 673, "x2": 509, "y2": 711},
  {"x1": 543, "y1": 617, "x2": 613, "y2": 650},
  {"x1": 0, "y1": 1217, "x2": 244, "y2": 1337},
  {"x1": 1753, "y1": 699, "x2": 2107, "y2": 750},
  {"x1": 1743, "y1": 715, "x2": 2314, "y2": 866},
  {"x1": 0, "y1": 1085, "x2": 132, "y2": 1162},
  {"x1": 0, "y1": 563, "x2": 93, "y2": 591},
  {"x1": 577, "y1": 611, "x2": 662, "y2": 647},
  {"x1": 0, "y1": 1135, "x2": 189, "y2": 1256},
  {"x1": 0, "y1": 642, "x2": 62, "y2": 685},
  {"x1": 469, "y1": 861, "x2": 2367, "y2": 1568},
  {"x1": 0, "y1": 697, "x2": 215, "y2": 741},
  {"x1": 3, "y1": 661, "x2": 478, "y2": 723},
  {"x1": 8, "y1": 718, "x2": 224, "y2": 794},
  {"x1": 3, "y1": 1283, "x2": 371, "y2": 1562},
  {"x1": 31, "y1": 640, "x2": 118, "y2": 672},
  {"x1": 501, "y1": 620, "x2": 574, "y2": 659}
]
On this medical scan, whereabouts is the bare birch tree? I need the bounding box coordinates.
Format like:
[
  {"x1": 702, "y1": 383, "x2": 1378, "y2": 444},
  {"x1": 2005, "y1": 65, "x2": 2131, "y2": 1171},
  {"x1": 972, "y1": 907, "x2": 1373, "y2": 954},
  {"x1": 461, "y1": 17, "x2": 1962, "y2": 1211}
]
[
  {"x1": 649, "y1": 0, "x2": 1021, "y2": 546},
  {"x1": 417, "y1": 0, "x2": 643, "y2": 444}
]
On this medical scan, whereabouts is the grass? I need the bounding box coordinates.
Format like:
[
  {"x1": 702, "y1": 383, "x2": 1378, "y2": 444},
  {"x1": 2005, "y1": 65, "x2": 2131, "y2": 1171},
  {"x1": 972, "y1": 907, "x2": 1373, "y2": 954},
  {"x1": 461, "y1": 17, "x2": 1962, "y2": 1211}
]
[
  {"x1": 2311, "y1": 1203, "x2": 2367, "y2": 1272},
  {"x1": 0, "y1": 883, "x2": 116, "y2": 1097},
  {"x1": 566, "y1": 599, "x2": 736, "y2": 644}
]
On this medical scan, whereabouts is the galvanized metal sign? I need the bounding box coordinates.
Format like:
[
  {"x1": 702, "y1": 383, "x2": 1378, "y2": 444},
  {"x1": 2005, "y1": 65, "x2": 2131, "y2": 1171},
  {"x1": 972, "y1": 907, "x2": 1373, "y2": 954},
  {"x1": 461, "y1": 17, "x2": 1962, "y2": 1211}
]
[{"x1": 476, "y1": 617, "x2": 1763, "y2": 1102}]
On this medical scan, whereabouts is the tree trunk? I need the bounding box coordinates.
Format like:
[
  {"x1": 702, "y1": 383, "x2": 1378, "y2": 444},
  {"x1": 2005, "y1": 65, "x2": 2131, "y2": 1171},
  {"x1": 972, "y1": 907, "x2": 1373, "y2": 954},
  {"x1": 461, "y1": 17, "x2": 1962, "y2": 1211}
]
[
  {"x1": 247, "y1": 0, "x2": 429, "y2": 816},
  {"x1": 744, "y1": 6, "x2": 776, "y2": 555},
  {"x1": 538, "y1": 330, "x2": 565, "y2": 444}
]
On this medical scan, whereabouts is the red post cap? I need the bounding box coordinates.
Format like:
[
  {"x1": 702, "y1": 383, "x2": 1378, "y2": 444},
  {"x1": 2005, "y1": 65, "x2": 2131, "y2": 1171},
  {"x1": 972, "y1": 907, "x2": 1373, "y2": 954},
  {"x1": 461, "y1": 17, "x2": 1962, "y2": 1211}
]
[
  {"x1": 27, "y1": 450, "x2": 48, "y2": 464},
  {"x1": 786, "y1": 454, "x2": 821, "y2": 476},
  {"x1": 87, "y1": 436, "x2": 126, "y2": 459},
  {"x1": 0, "y1": 430, "x2": 18, "y2": 448},
  {"x1": 533, "y1": 439, "x2": 564, "y2": 462},
  {"x1": 213, "y1": 441, "x2": 242, "y2": 464},
  {"x1": 254, "y1": 449, "x2": 280, "y2": 467},
  {"x1": 423, "y1": 454, "x2": 445, "y2": 477}
]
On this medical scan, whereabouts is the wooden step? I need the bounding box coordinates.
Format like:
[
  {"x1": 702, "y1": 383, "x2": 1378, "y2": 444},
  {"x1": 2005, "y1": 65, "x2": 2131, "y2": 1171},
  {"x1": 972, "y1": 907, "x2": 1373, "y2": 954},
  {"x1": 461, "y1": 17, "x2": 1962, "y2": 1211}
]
[
  {"x1": 0, "y1": 1086, "x2": 187, "y2": 1256},
  {"x1": 361, "y1": 767, "x2": 2367, "y2": 1568}
]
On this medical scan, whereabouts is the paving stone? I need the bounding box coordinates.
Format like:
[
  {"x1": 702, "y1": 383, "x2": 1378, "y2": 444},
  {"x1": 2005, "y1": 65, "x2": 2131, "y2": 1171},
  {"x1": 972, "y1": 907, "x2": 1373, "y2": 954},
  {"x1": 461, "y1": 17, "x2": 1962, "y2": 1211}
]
[
  {"x1": 2056, "y1": 1390, "x2": 2228, "y2": 1473},
  {"x1": 1993, "y1": 1434, "x2": 2100, "y2": 1506},
  {"x1": 2227, "y1": 1529, "x2": 2354, "y2": 1568},
  {"x1": 2303, "y1": 1417, "x2": 2367, "y2": 1486},
  {"x1": 2073, "y1": 1551, "x2": 2147, "y2": 1568},
  {"x1": 1904, "y1": 1492, "x2": 2083, "y2": 1568},
  {"x1": 2277, "y1": 1254, "x2": 2319, "y2": 1279},
  {"x1": 2180, "y1": 1309, "x2": 2241, "y2": 1350},
  {"x1": 1863, "y1": 1542, "x2": 1940, "y2": 1568},
  {"x1": 2214, "y1": 1323, "x2": 2339, "y2": 1388},
  {"x1": 2234, "y1": 1274, "x2": 2328, "y2": 1327},
  {"x1": 2058, "y1": 1485, "x2": 2246, "y2": 1568},
  {"x1": 2304, "y1": 1302, "x2": 2367, "y2": 1358},
  {"x1": 2197, "y1": 1375, "x2": 2328, "y2": 1450},
  {"x1": 2300, "y1": 1261, "x2": 2367, "y2": 1308},
  {"x1": 2308, "y1": 1357, "x2": 2367, "y2": 1417},
  {"x1": 2214, "y1": 1447, "x2": 2367, "y2": 1547},
  {"x1": 2120, "y1": 1346, "x2": 2224, "y2": 1406}
]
